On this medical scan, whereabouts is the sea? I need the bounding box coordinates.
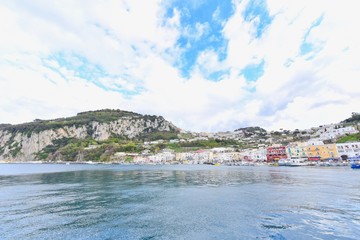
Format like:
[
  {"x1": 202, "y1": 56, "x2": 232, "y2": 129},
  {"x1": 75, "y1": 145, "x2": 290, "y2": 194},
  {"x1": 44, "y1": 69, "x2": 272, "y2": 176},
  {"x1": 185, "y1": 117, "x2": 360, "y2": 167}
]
[{"x1": 0, "y1": 163, "x2": 359, "y2": 240}]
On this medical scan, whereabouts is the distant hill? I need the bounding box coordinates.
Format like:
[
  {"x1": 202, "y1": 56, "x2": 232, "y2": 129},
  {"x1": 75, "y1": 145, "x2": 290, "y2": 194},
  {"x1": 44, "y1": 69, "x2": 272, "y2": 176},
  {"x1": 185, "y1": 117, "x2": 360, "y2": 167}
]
[
  {"x1": 341, "y1": 112, "x2": 360, "y2": 124},
  {"x1": 0, "y1": 109, "x2": 180, "y2": 162},
  {"x1": 234, "y1": 126, "x2": 267, "y2": 137},
  {"x1": 0, "y1": 109, "x2": 142, "y2": 133}
]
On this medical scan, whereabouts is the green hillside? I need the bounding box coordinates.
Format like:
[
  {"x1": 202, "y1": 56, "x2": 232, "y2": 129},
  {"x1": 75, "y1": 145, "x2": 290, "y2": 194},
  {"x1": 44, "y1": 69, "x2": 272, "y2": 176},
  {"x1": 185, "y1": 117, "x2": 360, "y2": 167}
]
[
  {"x1": 336, "y1": 133, "x2": 360, "y2": 143},
  {"x1": 0, "y1": 109, "x2": 145, "y2": 134}
]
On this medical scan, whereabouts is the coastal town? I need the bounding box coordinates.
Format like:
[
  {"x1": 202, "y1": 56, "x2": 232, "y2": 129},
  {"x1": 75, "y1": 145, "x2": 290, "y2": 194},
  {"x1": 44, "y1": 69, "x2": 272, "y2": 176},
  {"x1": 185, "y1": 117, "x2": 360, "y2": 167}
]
[
  {"x1": 1, "y1": 111, "x2": 359, "y2": 167},
  {"x1": 106, "y1": 114, "x2": 360, "y2": 166}
]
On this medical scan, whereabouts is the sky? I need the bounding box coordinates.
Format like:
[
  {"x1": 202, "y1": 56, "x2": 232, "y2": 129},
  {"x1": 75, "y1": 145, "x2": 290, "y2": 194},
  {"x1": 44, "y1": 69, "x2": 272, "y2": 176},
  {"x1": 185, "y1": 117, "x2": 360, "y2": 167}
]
[{"x1": 0, "y1": 0, "x2": 359, "y2": 132}]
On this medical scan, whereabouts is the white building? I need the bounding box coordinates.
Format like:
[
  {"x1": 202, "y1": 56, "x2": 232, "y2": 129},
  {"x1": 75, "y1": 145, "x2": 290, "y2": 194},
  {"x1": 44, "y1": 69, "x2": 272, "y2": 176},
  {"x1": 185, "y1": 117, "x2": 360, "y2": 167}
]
[
  {"x1": 240, "y1": 148, "x2": 267, "y2": 162},
  {"x1": 148, "y1": 152, "x2": 175, "y2": 163},
  {"x1": 175, "y1": 150, "x2": 213, "y2": 164},
  {"x1": 307, "y1": 139, "x2": 324, "y2": 146},
  {"x1": 336, "y1": 142, "x2": 360, "y2": 160},
  {"x1": 211, "y1": 147, "x2": 234, "y2": 153},
  {"x1": 249, "y1": 148, "x2": 267, "y2": 162},
  {"x1": 213, "y1": 152, "x2": 240, "y2": 163},
  {"x1": 319, "y1": 126, "x2": 358, "y2": 141}
]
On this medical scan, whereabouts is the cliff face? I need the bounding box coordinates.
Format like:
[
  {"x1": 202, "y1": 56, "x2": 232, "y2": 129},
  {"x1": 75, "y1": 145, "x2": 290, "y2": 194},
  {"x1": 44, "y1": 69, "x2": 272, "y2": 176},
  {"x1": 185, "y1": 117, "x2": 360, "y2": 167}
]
[{"x1": 0, "y1": 110, "x2": 179, "y2": 162}]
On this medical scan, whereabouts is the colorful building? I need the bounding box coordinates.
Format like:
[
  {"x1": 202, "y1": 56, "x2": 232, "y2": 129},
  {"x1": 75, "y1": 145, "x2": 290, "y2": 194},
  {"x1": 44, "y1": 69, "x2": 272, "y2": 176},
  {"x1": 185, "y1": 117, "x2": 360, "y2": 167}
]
[
  {"x1": 266, "y1": 145, "x2": 287, "y2": 162},
  {"x1": 286, "y1": 142, "x2": 307, "y2": 159},
  {"x1": 305, "y1": 144, "x2": 339, "y2": 161}
]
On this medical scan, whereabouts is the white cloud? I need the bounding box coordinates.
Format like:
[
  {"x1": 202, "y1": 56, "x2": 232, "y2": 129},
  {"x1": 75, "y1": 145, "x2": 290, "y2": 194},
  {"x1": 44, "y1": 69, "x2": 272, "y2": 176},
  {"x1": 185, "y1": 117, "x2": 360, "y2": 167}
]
[
  {"x1": 217, "y1": 0, "x2": 360, "y2": 131},
  {"x1": 0, "y1": 0, "x2": 178, "y2": 122},
  {"x1": 0, "y1": 57, "x2": 126, "y2": 124},
  {"x1": 0, "y1": 0, "x2": 359, "y2": 132},
  {"x1": 182, "y1": 22, "x2": 210, "y2": 42}
]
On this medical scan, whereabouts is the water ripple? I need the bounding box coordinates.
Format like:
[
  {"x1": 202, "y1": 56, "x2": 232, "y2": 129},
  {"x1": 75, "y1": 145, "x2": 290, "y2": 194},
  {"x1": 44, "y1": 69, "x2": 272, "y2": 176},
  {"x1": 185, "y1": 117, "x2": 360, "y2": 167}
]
[{"x1": 0, "y1": 165, "x2": 359, "y2": 239}]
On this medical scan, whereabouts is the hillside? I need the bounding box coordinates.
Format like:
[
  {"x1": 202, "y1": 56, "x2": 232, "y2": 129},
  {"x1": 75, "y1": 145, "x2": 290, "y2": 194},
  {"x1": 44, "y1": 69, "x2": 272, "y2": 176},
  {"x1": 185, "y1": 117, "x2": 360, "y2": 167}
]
[
  {"x1": 336, "y1": 133, "x2": 360, "y2": 143},
  {"x1": 341, "y1": 112, "x2": 360, "y2": 124},
  {"x1": 234, "y1": 126, "x2": 267, "y2": 137},
  {"x1": 0, "y1": 109, "x2": 142, "y2": 133},
  {"x1": 1, "y1": 110, "x2": 359, "y2": 163},
  {"x1": 0, "y1": 109, "x2": 180, "y2": 162}
]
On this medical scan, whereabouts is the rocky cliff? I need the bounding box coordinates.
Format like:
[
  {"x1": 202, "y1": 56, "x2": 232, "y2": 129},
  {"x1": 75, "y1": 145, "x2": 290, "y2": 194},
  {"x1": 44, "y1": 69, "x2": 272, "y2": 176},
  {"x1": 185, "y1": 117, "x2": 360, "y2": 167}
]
[{"x1": 0, "y1": 109, "x2": 179, "y2": 162}]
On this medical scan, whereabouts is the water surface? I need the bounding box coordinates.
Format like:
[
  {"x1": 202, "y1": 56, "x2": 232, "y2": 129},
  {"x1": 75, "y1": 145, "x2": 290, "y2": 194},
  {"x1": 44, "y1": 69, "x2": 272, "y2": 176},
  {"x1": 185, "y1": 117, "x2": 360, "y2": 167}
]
[{"x1": 1, "y1": 164, "x2": 359, "y2": 239}]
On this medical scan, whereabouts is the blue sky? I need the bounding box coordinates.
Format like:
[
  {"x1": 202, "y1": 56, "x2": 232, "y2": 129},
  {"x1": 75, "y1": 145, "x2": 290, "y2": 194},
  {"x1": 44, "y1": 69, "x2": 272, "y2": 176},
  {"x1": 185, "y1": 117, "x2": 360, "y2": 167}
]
[{"x1": 0, "y1": 0, "x2": 359, "y2": 132}]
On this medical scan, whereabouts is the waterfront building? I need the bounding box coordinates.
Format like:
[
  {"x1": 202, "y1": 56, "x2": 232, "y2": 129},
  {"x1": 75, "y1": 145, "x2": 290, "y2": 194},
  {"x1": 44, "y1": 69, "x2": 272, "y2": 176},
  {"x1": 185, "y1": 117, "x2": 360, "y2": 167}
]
[
  {"x1": 286, "y1": 142, "x2": 307, "y2": 159},
  {"x1": 211, "y1": 147, "x2": 235, "y2": 153},
  {"x1": 213, "y1": 152, "x2": 240, "y2": 163},
  {"x1": 175, "y1": 150, "x2": 214, "y2": 164},
  {"x1": 148, "y1": 152, "x2": 175, "y2": 163},
  {"x1": 305, "y1": 144, "x2": 339, "y2": 161},
  {"x1": 336, "y1": 142, "x2": 360, "y2": 160},
  {"x1": 241, "y1": 148, "x2": 267, "y2": 162},
  {"x1": 266, "y1": 145, "x2": 287, "y2": 162},
  {"x1": 250, "y1": 148, "x2": 267, "y2": 162}
]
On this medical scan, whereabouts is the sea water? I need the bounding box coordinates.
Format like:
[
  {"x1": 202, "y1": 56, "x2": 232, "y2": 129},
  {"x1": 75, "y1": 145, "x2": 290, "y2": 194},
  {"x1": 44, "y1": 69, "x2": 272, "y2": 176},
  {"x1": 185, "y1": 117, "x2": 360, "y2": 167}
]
[{"x1": 0, "y1": 164, "x2": 359, "y2": 239}]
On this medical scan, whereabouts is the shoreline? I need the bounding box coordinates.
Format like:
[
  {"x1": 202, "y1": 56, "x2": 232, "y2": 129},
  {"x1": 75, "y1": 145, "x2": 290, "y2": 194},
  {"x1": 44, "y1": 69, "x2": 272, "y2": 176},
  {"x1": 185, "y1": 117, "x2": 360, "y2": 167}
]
[{"x1": 0, "y1": 160, "x2": 352, "y2": 167}]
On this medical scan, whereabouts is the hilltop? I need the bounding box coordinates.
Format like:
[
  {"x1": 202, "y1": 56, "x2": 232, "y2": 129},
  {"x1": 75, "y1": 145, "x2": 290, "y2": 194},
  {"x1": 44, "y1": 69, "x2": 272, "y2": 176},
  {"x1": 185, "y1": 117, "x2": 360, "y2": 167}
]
[{"x1": 341, "y1": 112, "x2": 360, "y2": 124}]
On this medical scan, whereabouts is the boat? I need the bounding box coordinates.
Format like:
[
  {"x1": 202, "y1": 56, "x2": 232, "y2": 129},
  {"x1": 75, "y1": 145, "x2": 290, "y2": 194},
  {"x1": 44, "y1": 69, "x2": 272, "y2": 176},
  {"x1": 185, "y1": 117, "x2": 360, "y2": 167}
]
[
  {"x1": 278, "y1": 158, "x2": 290, "y2": 166},
  {"x1": 287, "y1": 158, "x2": 308, "y2": 167},
  {"x1": 214, "y1": 163, "x2": 221, "y2": 166},
  {"x1": 351, "y1": 162, "x2": 360, "y2": 169}
]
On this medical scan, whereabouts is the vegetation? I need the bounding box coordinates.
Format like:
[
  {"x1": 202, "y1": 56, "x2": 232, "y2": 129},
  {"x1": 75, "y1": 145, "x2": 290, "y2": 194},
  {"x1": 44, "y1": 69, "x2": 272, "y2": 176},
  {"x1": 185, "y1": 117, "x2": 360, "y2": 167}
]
[
  {"x1": 0, "y1": 109, "x2": 144, "y2": 134},
  {"x1": 163, "y1": 139, "x2": 242, "y2": 153},
  {"x1": 235, "y1": 126, "x2": 267, "y2": 135},
  {"x1": 0, "y1": 146, "x2": 4, "y2": 155},
  {"x1": 336, "y1": 133, "x2": 360, "y2": 143},
  {"x1": 0, "y1": 109, "x2": 181, "y2": 160},
  {"x1": 3, "y1": 109, "x2": 359, "y2": 161},
  {"x1": 9, "y1": 142, "x2": 22, "y2": 157},
  {"x1": 36, "y1": 137, "x2": 73, "y2": 160},
  {"x1": 35, "y1": 137, "x2": 146, "y2": 162},
  {"x1": 124, "y1": 156, "x2": 134, "y2": 163},
  {"x1": 342, "y1": 112, "x2": 360, "y2": 124},
  {"x1": 140, "y1": 131, "x2": 179, "y2": 141},
  {"x1": 164, "y1": 144, "x2": 199, "y2": 153},
  {"x1": 31, "y1": 135, "x2": 247, "y2": 161}
]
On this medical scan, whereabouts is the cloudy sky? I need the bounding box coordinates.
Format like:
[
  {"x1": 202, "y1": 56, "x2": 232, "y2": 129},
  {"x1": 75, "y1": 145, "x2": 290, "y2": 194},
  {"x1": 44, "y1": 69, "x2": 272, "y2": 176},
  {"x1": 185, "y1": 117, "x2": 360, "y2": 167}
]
[{"x1": 0, "y1": 0, "x2": 359, "y2": 132}]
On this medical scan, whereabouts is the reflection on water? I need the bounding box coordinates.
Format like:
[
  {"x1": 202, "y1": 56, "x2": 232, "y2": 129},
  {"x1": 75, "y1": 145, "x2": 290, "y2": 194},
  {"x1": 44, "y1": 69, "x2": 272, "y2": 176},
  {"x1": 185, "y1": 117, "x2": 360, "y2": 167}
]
[{"x1": 0, "y1": 164, "x2": 359, "y2": 239}]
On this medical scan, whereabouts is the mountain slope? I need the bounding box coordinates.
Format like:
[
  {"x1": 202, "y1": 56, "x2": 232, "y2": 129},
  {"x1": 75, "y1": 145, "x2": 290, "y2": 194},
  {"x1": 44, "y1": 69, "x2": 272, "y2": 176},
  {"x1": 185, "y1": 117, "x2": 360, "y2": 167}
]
[{"x1": 0, "y1": 109, "x2": 180, "y2": 162}]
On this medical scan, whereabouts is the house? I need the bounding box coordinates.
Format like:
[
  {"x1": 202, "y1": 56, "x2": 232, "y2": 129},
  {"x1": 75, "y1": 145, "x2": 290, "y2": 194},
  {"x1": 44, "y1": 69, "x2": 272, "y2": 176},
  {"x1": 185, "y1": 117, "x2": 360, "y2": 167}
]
[
  {"x1": 305, "y1": 144, "x2": 339, "y2": 161},
  {"x1": 266, "y1": 145, "x2": 287, "y2": 162},
  {"x1": 318, "y1": 125, "x2": 358, "y2": 141},
  {"x1": 336, "y1": 142, "x2": 360, "y2": 160},
  {"x1": 286, "y1": 142, "x2": 307, "y2": 159}
]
